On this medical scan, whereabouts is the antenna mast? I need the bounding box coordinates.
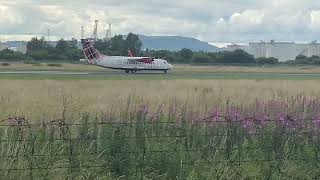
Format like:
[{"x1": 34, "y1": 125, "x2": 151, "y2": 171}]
[
  {"x1": 108, "y1": 22, "x2": 112, "y2": 38},
  {"x1": 105, "y1": 22, "x2": 112, "y2": 40},
  {"x1": 47, "y1": 29, "x2": 50, "y2": 42},
  {"x1": 92, "y1": 20, "x2": 99, "y2": 41},
  {"x1": 81, "y1": 26, "x2": 84, "y2": 39}
]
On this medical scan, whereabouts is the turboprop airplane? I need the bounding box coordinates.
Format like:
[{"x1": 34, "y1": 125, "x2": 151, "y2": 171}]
[{"x1": 81, "y1": 38, "x2": 173, "y2": 73}]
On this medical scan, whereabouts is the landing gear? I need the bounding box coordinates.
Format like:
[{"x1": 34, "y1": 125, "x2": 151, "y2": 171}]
[
  {"x1": 164, "y1": 70, "x2": 168, "y2": 74},
  {"x1": 125, "y1": 69, "x2": 137, "y2": 74}
]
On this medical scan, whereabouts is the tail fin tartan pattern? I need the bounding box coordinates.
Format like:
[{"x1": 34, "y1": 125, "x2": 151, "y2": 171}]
[{"x1": 81, "y1": 38, "x2": 102, "y2": 64}]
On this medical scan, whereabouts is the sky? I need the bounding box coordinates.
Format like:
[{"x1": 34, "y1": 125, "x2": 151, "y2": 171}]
[{"x1": 1, "y1": 0, "x2": 320, "y2": 45}]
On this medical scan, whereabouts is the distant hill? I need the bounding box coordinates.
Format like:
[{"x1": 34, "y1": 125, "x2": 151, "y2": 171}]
[
  {"x1": 138, "y1": 35, "x2": 221, "y2": 52},
  {"x1": 5, "y1": 41, "x2": 56, "y2": 47},
  {"x1": 4, "y1": 35, "x2": 222, "y2": 52},
  {"x1": 4, "y1": 41, "x2": 27, "y2": 47}
]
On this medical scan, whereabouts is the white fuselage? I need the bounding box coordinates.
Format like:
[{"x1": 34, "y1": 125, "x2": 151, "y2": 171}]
[{"x1": 94, "y1": 56, "x2": 173, "y2": 71}]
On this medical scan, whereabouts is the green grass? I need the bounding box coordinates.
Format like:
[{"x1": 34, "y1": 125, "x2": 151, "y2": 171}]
[{"x1": 0, "y1": 107, "x2": 319, "y2": 179}]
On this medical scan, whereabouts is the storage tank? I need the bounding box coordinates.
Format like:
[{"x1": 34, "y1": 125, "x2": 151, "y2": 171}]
[
  {"x1": 265, "y1": 42, "x2": 303, "y2": 62},
  {"x1": 226, "y1": 44, "x2": 249, "y2": 52},
  {"x1": 0, "y1": 43, "x2": 8, "y2": 51},
  {"x1": 307, "y1": 43, "x2": 320, "y2": 57},
  {"x1": 249, "y1": 43, "x2": 266, "y2": 58}
]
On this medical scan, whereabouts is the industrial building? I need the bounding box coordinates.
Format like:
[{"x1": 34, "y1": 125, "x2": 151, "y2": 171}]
[
  {"x1": 0, "y1": 42, "x2": 8, "y2": 51},
  {"x1": 226, "y1": 41, "x2": 320, "y2": 62},
  {"x1": 15, "y1": 42, "x2": 27, "y2": 54}
]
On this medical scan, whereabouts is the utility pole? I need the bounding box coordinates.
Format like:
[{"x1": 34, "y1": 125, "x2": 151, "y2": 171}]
[
  {"x1": 81, "y1": 26, "x2": 84, "y2": 39},
  {"x1": 47, "y1": 29, "x2": 50, "y2": 42},
  {"x1": 108, "y1": 22, "x2": 112, "y2": 38}
]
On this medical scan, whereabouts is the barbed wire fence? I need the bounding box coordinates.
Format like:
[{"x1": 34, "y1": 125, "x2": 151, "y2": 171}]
[{"x1": 0, "y1": 116, "x2": 319, "y2": 179}]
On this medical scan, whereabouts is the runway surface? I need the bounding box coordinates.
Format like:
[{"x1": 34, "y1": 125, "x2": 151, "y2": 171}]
[
  {"x1": 0, "y1": 71, "x2": 90, "y2": 75},
  {"x1": 0, "y1": 70, "x2": 320, "y2": 75},
  {"x1": 1, "y1": 70, "x2": 320, "y2": 79}
]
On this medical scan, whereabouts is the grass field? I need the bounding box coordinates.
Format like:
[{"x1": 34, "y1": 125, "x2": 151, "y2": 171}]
[
  {"x1": 1, "y1": 79, "x2": 320, "y2": 122},
  {"x1": 1, "y1": 64, "x2": 320, "y2": 179}
]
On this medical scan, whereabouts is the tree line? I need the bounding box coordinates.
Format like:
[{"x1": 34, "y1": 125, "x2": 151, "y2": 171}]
[
  {"x1": 26, "y1": 37, "x2": 82, "y2": 61},
  {"x1": 1, "y1": 33, "x2": 320, "y2": 65}
]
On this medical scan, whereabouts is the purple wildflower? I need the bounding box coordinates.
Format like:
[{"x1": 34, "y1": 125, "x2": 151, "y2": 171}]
[
  {"x1": 225, "y1": 106, "x2": 240, "y2": 121},
  {"x1": 7, "y1": 117, "x2": 17, "y2": 125},
  {"x1": 276, "y1": 112, "x2": 286, "y2": 125},
  {"x1": 138, "y1": 105, "x2": 148, "y2": 114},
  {"x1": 242, "y1": 114, "x2": 256, "y2": 135},
  {"x1": 210, "y1": 107, "x2": 220, "y2": 121},
  {"x1": 313, "y1": 116, "x2": 320, "y2": 124},
  {"x1": 147, "y1": 112, "x2": 160, "y2": 122},
  {"x1": 276, "y1": 112, "x2": 297, "y2": 128},
  {"x1": 255, "y1": 112, "x2": 269, "y2": 126}
]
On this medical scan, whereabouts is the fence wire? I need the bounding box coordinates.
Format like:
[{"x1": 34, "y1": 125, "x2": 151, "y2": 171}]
[{"x1": 0, "y1": 116, "x2": 319, "y2": 179}]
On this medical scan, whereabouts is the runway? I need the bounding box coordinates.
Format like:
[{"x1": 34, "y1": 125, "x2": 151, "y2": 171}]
[
  {"x1": 0, "y1": 71, "x2": 90, "y2": 75},
  {"x1": 1, "y1": 70, "x2": 320, "y2": 80}
]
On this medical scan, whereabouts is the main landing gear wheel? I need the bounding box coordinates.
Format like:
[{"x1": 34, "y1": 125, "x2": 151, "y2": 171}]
[
  {"x1": 125, "y1": 69, "x2": 130, "y2": 73},
  {"x1": 164, "y1": 70, "x2": 168, "y2": 74}
]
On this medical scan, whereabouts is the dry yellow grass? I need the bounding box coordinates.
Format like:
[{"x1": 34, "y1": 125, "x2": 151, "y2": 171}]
[{"x1": 1, "y1": 79, "x2": 320, "y2": 122}]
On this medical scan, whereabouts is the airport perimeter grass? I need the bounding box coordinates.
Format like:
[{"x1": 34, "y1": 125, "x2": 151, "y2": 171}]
[
  {"x1": 1, "y1": 65, "x2": 320, "y2": 179},
  {"x1": 1, "y1": 79, "x2": 320, "y2": 122},
  {"x1": 1, "y1": 79, "x2": 320, "y2": 179}
]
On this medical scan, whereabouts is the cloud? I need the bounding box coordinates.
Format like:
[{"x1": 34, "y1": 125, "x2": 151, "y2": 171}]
[
  {"x1": 1, "y1": 0, "x2": 320, "y2": 43},
  {"x1": 310, "y1": 11, "x2": 320, "y2": 31}
]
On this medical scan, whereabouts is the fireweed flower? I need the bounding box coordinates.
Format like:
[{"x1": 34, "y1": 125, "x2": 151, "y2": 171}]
[
  {"x1": 210, "y1": 107, "x2": 220, "y2": 121},
  {"x1": 276, "y1": 112, "x2": 286, "y2": 126},
  {"x1": 255, "y1": 112, "x2": 269, "y2": 127},
  {"x1": 138, "y1": 105, "x2": 148, "y2": 114},
  {"x1": 147, "y1": 112, "x2": 160, "y2": 122},
  {"x1": 276, "y1": 112, "x2": 297, "y2": 128},
  {"x1": 310, "y1": 115, "x2": 320, "y2": 140},
  {"x1": 312, "y1": 115, "x2": 320, "y2": 131},
  {"x1": 7, "y1": 117, "x2": 18, "y2": 125},
  {"x1": 190, "y1": 111, "x2": 202, "y2": 124},
  {"x1": 242, "y1": 113, "x2": 256, "y2": 134},
  {"x1": 313, "y1": 116, "x2": 320, "y2": 124},
  {"x1": 225, "y1": 106, "x2": 240, "y2": 121}
]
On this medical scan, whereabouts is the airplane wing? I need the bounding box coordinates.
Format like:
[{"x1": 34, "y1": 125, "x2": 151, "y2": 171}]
[{"x1": 127, "y1": 57, "x2": 155, "y2": 63}]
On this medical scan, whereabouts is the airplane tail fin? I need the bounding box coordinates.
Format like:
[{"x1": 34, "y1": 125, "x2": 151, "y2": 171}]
[
  {"x1": 128, "y1": 50, "x2": 133, "y2": 57},
  {"x1": 81, "y1": 38, "x2": 103, "y2": 64}
]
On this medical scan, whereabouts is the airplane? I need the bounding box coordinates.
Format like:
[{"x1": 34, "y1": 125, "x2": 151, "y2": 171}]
[{"x1": 80, "y1": 38, "x2": 173, "y2": 73}]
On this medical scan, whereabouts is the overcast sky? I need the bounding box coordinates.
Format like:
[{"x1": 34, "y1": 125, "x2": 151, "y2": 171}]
[{"x1": 1, "y1": 0, "x2": 320, "y2": 45}]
